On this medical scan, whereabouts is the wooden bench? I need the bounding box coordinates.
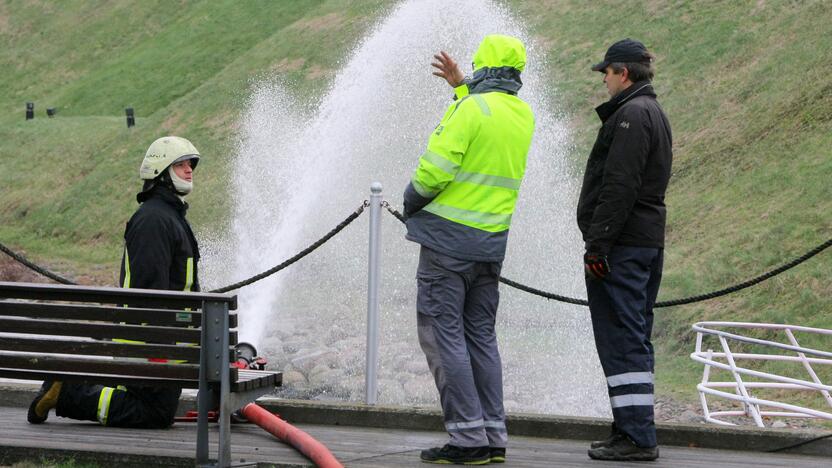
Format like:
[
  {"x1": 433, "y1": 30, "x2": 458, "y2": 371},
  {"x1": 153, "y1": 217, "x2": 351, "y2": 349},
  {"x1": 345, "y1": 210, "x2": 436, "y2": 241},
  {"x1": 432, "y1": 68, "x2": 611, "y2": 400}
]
[{"x1": 0, "y1": 281, "x2": 282, "y2": 467}]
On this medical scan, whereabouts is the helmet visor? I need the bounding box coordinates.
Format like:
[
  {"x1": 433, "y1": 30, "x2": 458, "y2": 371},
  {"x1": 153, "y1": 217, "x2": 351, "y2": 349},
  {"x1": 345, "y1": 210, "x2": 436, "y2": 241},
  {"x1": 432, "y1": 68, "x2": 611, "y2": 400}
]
[{"x1": 173, "y1": 154, "x2": 200, "y2": 169}]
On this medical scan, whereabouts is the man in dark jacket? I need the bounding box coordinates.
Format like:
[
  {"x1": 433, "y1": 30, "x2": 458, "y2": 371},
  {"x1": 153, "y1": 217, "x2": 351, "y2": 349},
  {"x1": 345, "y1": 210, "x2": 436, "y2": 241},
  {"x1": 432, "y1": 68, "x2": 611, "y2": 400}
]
[
  {"x1": 577, "y1": 39, "x2": 672, "y2": 461},
  {"x1": 28, "y1": 136, "x2": 201, "y2": 429}
]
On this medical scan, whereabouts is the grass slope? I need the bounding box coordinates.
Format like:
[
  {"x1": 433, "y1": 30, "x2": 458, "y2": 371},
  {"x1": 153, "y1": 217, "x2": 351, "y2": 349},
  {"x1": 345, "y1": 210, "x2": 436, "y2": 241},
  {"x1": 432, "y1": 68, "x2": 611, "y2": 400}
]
[
  {"x1": 0, "y1": 0, "x2": 830, "y2": 407},
  {"x1": 0, "y1": 0, "x2": 390, "y2": 269}
]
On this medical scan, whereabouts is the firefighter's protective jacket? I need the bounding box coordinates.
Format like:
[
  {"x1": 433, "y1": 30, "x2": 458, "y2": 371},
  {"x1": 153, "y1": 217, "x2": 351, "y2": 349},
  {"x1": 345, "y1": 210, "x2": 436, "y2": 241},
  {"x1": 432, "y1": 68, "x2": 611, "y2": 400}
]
[{"x1": 119, "y1": 186, "x2": 200, "y2": 292}]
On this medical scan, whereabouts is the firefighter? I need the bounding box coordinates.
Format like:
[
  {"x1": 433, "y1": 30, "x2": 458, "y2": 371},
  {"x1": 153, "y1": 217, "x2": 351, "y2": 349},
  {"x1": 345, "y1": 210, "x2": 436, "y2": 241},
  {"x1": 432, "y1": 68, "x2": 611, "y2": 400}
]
[
  {"x1": 403, "y1": 35, "x2": 535, "y2": 464},
  {"x1": 28, "y1": 136, "x2": 202, "y2": 428}
]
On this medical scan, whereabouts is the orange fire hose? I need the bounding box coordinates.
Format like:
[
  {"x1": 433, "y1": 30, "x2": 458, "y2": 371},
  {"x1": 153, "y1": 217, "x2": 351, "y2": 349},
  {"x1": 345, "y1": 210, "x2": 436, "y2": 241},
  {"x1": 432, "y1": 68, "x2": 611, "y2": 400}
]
[{"x1": 241, "y1": 403, "x2": 343, "y2": 468}]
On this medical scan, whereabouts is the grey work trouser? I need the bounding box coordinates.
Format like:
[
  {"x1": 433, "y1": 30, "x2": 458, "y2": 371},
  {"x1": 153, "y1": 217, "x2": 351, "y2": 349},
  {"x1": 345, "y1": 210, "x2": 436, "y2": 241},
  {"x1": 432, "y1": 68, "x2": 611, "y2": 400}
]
[{"x1": 416, "y1": 246, "x2": 506, "y2": 448}]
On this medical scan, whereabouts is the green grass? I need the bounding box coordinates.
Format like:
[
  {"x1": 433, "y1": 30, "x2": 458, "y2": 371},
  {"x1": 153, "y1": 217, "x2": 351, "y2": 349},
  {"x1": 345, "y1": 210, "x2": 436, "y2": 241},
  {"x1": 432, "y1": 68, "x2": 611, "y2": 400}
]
[
  {"x1": 0, "y1": 0, "x2": 830, "y2": 409},
  {"x1": 0, "y1": 0, "x2": 392, "y2": 275},
  {"x1": 509, "y1": 0, "x2": 832, "y2": 405}
]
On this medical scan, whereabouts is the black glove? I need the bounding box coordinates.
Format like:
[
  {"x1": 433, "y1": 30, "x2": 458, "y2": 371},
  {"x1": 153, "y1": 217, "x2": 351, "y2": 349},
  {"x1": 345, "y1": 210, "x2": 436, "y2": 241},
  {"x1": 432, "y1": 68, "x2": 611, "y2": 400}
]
[
  {"x1": 584, "y1": 252, "x2": 610, "y2": 280},
  {"x1": 401, "y1": 203, "x2": 413, "y2": 221}
]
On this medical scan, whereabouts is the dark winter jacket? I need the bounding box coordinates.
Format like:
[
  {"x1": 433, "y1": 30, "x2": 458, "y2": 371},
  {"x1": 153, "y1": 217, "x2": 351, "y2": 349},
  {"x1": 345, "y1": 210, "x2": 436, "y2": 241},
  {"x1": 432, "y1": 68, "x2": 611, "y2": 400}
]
[
  {"x1": 577, "y1": 81, "x2": 673, "y2": 255},
  {"x1": 119, "y1": 186, "x2": 200, "y2": 292}
]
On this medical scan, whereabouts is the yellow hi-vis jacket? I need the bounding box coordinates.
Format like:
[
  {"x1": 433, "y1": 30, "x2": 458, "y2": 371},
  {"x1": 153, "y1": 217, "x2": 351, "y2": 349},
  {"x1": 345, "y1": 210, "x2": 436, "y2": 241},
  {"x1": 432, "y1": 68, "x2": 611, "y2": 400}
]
[
  {"x1": 404, "y1": 34, "x2": 535, "y2": 262},
  {"x1": 412, "y1": 87, "x2": 534, "y2": 233}
]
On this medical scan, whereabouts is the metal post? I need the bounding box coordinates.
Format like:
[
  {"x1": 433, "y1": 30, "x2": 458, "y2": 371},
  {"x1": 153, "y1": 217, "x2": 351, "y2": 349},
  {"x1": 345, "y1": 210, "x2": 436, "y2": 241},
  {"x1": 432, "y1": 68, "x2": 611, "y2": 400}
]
[
  {"x1": 217, "y1": 301, "x2": 232, "y2": 468},
  {"x1": 365, "y1": 182, "x2": 382, "y2": 405},
  {"x1": 196, "y1": 301, "x2": 212, "y2": 466},
  {"x1": 125, "y1": 107, "x2": 135, "y2": 128}
]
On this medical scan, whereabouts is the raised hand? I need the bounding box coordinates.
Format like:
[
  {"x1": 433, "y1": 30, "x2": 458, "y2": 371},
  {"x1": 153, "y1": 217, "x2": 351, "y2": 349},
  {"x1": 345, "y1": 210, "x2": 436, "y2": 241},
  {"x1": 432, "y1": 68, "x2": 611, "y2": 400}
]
[{"x1": 431, "y1": 51, "x2": 465, "y2": 88}]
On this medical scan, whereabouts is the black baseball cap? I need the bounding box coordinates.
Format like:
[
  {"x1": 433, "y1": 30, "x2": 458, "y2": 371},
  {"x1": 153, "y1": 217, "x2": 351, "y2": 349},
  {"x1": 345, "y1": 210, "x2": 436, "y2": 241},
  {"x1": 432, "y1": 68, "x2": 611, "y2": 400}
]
[{"x1": 591, "y1": 38, "x2": 652, "y2": 72}]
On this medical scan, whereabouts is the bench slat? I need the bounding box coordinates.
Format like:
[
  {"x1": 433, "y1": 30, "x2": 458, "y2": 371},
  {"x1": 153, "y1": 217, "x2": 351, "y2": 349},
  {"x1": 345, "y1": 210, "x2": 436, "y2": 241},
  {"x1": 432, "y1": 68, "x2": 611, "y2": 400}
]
[
  {"x1": 0, "y1": 367, "x2": 197, "y2": 388},
  {"x1": 0, "y1": 317, "x2": 201, "y2": 343},
  {"x1": 0, "y1": 337, "x2": 205, "y2": 361},
  {"x1": 0, "y1": 282, "x2": 237, "y2": 310},
  {"x1": 3, "y1": 301, "x2": 182, "y2": 327},
  {"x1": 0, "y1": 352, "x2": 202, "y2": 380},
  {"x1": 0, "y1": 301, "x2": 238, "y2": 329},
  {"x1": 232, "y1": 370, "x2": 282, "y2": 392}
]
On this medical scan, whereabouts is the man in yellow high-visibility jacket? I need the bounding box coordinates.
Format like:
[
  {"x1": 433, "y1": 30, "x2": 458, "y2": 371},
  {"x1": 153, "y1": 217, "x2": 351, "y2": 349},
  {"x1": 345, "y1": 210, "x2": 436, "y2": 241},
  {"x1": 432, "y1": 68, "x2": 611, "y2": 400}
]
[{"x1": 403, "y1": 34, "x2": 535, "y2": 465}]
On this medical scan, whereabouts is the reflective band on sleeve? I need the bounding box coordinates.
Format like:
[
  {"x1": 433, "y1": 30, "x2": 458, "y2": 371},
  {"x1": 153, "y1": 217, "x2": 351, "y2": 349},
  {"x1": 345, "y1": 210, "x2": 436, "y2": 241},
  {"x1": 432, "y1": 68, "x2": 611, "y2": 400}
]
[
  {"x1": 411, "y1": 177, "x2": 439, "y2": 198},
  {"x1": 610, "y1": 394, "x2": 654, "y2": 408},
  {"x1": 122, "y1": 247, "x2": 131, "y2": 288},
  {"x1": 445, "y1": 418, "x2": 485, "y2": 432},
  {"x1": 421, "y1": 150, "x2": 460, "y2": 174},
  {"x1": 426, "y1": 203, "x2": 512, "y2": 226},
  {"x1": 184, "y1": 257, "x2": 194, "y2": 292},
  {"x1": 606, "y1": 372, "x2": 654, "y2": 387},
  {"x1": 455, "y1": 170, "x2": 522, "y2": 190},
  {"x1": 97, "y1": 386, "x2": 115, "y2": 425},
  {"x1": 472, "y1": 94, "x2": 491, "y2": 116}
]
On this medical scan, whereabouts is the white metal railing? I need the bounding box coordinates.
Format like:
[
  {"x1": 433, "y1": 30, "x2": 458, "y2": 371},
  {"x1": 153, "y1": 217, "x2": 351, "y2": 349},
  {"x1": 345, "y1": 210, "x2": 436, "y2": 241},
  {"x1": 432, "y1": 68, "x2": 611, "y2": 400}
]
[{"x1": 691, "y1": 321, "x2": 832, "y2": 427}]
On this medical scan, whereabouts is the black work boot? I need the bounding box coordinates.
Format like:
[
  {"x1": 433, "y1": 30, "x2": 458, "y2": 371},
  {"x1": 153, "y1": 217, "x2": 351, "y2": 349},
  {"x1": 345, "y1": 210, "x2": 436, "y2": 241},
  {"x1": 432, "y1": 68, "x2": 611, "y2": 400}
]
[
  {"x1": 590, "y1": 424, "x2": 624, "y2": 449},
  {"x1": 420, "y1": 444, "x2": 490, "y2": 464},
  {"x1": 489, "y1": 447, "x2": 506, "y2": 463},
  {"x1": 588, "y1": 433, "x2": 659, "y2": 461},
  {"x1": 27, "y1": 380, "x2": 63, "y2": 424}
]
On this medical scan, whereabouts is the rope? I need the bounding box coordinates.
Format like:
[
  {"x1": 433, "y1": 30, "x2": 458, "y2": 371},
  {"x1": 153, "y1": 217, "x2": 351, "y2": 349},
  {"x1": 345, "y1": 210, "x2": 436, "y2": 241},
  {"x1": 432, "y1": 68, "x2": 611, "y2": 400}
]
[
  {"x1": 210, "y1": 202, "x2": 367, "y2": 293},
  {"x1": 0, "y1": 202, "x2": 368, "y2": 292},
  {"x1": 654, "y1": 237, "x2": 831, "y2": 307},
  {"x1": 0, "y1": 241, "x2": 76, "y2": 285},
  {"x1": 1, "y1": 199, "x2": 827, "y2": 306},
  {"x1": 382, "y1": 203, "x2": 831, "y2": 308}
]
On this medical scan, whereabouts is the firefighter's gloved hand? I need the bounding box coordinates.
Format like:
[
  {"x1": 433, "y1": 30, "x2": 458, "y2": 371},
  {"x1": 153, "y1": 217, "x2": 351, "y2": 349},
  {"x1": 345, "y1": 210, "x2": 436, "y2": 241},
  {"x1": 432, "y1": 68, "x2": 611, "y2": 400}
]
[{"x1": 584, "y1": 252, "x2": 610, "y2": 280}]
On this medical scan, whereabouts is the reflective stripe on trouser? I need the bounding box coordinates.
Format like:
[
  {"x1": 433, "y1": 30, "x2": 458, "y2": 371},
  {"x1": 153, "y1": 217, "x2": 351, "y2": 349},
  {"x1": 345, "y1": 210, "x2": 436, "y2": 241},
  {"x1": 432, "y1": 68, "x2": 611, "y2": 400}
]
[
  {"x1": 586, "y1": 245, "x2": 663, "y2": 448},
  {"x1": 56, "y1": 382, "x2": 181, "y2": 429},
  {"x1": 416, "y1": 246, "x2": 506, "y2": 448}
]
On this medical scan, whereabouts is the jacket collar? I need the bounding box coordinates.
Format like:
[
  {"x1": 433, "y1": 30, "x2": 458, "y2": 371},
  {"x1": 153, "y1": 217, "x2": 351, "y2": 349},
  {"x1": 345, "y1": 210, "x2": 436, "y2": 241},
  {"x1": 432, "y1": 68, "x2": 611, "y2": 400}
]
[
  {"x1": 595, "y1": 80, "x2": 655, "y2": 122},
  {"x1": 466, "y1": 66, "x2": 523, "y2": 95},
  {"x1": 138, "y1": 185, "x2": 189, "y2": 214}
]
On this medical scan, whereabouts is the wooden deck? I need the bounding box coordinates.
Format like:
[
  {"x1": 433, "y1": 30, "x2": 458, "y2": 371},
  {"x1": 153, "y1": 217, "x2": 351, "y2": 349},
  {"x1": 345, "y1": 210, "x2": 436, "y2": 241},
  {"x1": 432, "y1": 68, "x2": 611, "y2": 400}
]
[{"x1": 0, "y1": 406, "x2": 828, "y2": 467}]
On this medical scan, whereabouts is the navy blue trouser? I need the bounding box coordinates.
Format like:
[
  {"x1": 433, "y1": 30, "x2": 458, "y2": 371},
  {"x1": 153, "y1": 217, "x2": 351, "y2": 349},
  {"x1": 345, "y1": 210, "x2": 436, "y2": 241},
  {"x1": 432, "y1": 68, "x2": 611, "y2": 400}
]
[{"x1": 586, "y1": 246, "x2": 663, "y2": 448}]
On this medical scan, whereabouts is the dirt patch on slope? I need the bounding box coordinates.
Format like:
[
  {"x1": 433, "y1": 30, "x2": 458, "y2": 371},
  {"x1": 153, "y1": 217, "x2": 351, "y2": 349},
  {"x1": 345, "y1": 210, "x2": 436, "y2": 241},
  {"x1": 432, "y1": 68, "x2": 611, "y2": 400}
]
[{"x1": 0, "y1": 255, "x2": 44, "y2": 283}]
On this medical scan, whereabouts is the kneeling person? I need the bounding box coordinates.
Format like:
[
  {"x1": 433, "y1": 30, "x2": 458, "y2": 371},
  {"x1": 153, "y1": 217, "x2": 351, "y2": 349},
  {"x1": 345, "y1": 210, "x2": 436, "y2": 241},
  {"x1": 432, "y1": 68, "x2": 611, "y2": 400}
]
[{"x1": 28, "y1": 136, "x2": 202, "y2": 428}]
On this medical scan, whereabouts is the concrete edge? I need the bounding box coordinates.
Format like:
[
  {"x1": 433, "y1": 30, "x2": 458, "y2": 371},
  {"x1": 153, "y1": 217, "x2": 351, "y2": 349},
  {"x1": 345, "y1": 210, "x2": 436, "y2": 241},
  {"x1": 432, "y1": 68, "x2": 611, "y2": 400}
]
[
  {"x1": 247, "y1": 397, "x2": 832, "y2": 457},
  {"x1": 3, "y1": 382, "x2": 831, "y2": 458},
  {"x1": 0, "y1": 445, "x2": 195, "y2": 468}
]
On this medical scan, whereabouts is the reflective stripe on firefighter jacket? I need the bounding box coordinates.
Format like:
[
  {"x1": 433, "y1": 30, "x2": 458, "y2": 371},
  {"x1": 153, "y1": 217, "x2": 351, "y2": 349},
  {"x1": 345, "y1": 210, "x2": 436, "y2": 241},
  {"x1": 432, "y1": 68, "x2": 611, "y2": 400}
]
[{"x1": 117, "y1": 185, "x2": 199, "y2": 357}]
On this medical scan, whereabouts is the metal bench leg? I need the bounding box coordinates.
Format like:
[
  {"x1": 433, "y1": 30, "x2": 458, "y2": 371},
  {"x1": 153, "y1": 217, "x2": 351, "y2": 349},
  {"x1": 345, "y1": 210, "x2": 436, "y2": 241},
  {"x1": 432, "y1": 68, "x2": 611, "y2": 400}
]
[
  {"x1": 196, "y1": 380, "x2": 211, "y2": 466},
  {"x1": 199, "y1": 300, "x2": 229, "y2": 467},
  {"x1": 197, "y1": 301, "x2": 210, "y2": 466},
  {"x1": 218, "y1": 301, "x2": 231, "y2": 467}
]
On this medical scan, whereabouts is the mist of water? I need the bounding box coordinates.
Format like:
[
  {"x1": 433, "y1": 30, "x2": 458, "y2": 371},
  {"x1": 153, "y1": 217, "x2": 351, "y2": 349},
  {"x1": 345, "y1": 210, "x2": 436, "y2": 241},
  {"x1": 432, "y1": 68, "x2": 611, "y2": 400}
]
[{"x1": 202, "y1": 0, "x2": 609, "y2": 417}]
